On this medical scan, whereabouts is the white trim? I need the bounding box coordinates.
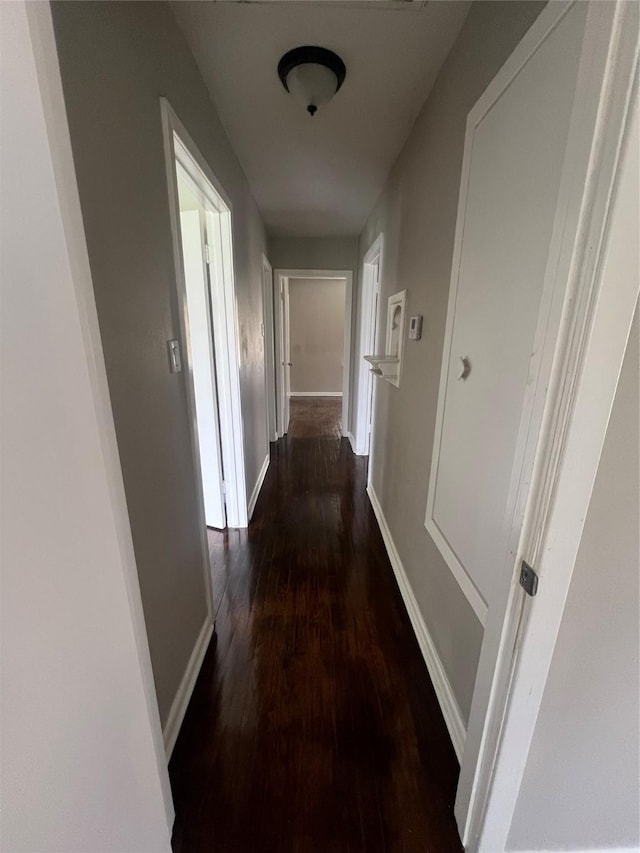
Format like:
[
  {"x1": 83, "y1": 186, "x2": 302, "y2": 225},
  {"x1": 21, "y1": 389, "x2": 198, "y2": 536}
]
[
  {"x1": 163, "y1": 617, "x2": 213, "y2": 758},
  {"x1": 274, "y1": 271, "x2": 290, "y2": 435},
  {"x1": 247, "y1": 453, "x2": 270, "y2": 521},
  {"x1": 455, "y1": 4, "x2": 639, "y2": 851},
  {"x1": 161, "y1": 98, "x2": 248, "y2": 529},
  {"x1": 289, "y1": 391, "x2": 343, "y2": 398},
  {"x1": 274, "y1": 269, "x2": 353, "y2": 438},
  {"x1": 512, "y1": 849, "x2": 639, "y2": 853},
  {"x1": 341, "y1": 271, "x2": 353, "y2": 435},
  {"x1": 367, "y1": 484, "x2": 466, "y2": 762},
  {"x1": 354, "y1": 234, "x2": 384, "y2": 457},
  {"x1": 261, "y1": 254, "x2": 277, "y2": 444}
]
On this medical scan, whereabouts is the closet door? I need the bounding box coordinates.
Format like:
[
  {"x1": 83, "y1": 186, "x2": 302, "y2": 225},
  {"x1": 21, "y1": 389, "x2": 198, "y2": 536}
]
[{"x1": 426, "y1": 3, "x2": 588, "y2": 624}]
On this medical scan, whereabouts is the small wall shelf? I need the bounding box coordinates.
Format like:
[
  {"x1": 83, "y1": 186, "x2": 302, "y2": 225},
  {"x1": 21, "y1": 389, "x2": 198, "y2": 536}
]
[
  {"x1": 364, "y1": 354, "x2": 400, "y2": 383},
  {"x1": 364, "y1": 289, "x2": 407, "y2": 387}
]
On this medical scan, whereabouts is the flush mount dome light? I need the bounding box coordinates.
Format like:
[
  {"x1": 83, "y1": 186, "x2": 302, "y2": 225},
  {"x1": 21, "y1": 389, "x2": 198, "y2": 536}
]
[{"x1": 278, "y1": 46, "x2": 346, "y2": 116}]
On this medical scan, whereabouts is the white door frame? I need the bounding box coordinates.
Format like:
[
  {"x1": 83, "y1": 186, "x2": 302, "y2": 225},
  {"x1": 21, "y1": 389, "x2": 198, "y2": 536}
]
[
  {"x1": 452, "y1": 4, "x2": 639, "y2": 850},
  {"x1": 161, "y1": 98, "x2": 249, "y2": 538},
  {"x1": 261, "y1": 255, "x2": 277, "y2": 442},
  {"x1": 273, "y1": 269, "x2": 353, "y2": 436},
  {"x1": 274, "y1": 272, "x2": 291, "y2": 436},
  {"x1": 353, "y1": 234, "x2": 384, "y2": 457}
]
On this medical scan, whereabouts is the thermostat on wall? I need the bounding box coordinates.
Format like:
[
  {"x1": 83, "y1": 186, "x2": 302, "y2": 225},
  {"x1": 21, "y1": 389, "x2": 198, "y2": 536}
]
[{"x1": 409, "y1": 315, "x2": 423, "y2": 340}]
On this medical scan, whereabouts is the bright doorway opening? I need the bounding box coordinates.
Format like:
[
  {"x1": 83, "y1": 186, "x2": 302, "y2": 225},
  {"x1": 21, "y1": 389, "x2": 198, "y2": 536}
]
[
  {"x1": 176, "y1": 168, "x2": 226, "y2": 529},
  {"x1": 273, "y1": 269, "x2": 353, "y2": 437},
  {"x1": 353, "y1": 234, "x2": 383, "y2": 462},
  {"x1": 162, "y1": 100, "x2": 248, "y2": 536}
]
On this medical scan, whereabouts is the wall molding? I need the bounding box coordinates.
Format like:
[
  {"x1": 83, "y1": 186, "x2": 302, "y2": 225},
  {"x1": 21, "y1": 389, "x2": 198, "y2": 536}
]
[
  {"x1": 288, "y1": 391, "x2": 343, "y2": 397},
  {"x1": 248, "y1": 453, "x2": 270, "y2": 521},
  {"x1": 163, "y1": 615, "x2": 213, "y2": 758},
  {"x1": 347, "y1": 431, "x2": 367, "y2": 456},
  {"x1": 512, "y1": 849, "x2": 639, "y2": 853},
  {"x1": 367, "y1": 484, "x2": 466, "y2": 761}
]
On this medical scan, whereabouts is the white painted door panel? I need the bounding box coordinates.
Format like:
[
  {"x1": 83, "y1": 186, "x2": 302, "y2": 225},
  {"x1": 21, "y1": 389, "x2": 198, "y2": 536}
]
[
  {"x1": 262, "y1": 259, "x2": 277, "y2": 442},
  {"x1": 282, "y1": 280, "x2": 291, "y2": 434},
  {"x1": 427, "y1": 3, "x2": 587, "y2": 620},
  {"x1": 180, "y1": 210, "x2": 226, "y2": 529}
]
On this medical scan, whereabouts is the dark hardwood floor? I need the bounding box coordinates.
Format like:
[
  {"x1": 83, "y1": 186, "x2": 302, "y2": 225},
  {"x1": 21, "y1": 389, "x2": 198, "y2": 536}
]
[
  {"x1": 286, "y1": 396, "x2": 343, "y2": 439},
  {"x1": 170, "y1": 398, "x2": 463, "y2": 853}
]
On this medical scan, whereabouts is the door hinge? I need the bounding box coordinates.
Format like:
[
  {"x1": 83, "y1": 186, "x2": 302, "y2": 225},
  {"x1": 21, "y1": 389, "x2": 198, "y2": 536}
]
[
  {"x1": 519, "y1": 560, "x2": 539, "y2": 597},
  {"x1": 221, "y1": 481, "x2": 227, "y2": 495},
  {"x1": 204, "y1": 244, "x2": 211, "y2": 265}
]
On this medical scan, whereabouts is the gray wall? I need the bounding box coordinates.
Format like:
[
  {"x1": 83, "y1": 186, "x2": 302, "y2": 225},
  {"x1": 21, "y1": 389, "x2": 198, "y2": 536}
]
[
  {"x1": 507, "y1": 308, "x2": 640, "y2": 851},
  {"x1": 289, "y1": 278, "x2": 345, "y2": 394},
  {"x1": 269, "y1": 235, "x2": 358, "y2": 274},
  {"x1": 353, "y1": 1, "x2": 546, "y2": 722},
  {"x1": 51, "y1": 1, "x2": 269, "y2": 726}
]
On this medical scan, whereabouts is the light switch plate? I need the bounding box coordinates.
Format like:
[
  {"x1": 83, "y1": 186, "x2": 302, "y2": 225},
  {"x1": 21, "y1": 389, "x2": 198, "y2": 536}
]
[{"x1": 409, "y1": 315, "x2": 423, "y2": 340}]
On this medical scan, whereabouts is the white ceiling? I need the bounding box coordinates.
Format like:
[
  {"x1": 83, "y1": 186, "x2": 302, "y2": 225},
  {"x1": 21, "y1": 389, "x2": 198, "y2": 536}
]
[{"x1": 171, "y1": 1, "x2": 470, "y2": 237}]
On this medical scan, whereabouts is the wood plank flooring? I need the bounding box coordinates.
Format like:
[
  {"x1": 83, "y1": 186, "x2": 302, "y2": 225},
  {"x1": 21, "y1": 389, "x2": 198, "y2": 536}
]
[
  {"x1": 286, "y1": 396, "x2": 343, "y2": 439},
  {"x1": 169, "y1": 398, "x2": 463, "y2": 853}
]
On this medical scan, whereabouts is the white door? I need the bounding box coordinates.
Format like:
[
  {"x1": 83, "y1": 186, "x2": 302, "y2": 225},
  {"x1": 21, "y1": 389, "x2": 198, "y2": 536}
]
[
  {"x1": 276, "y1": 277, "x2": 291, "y2": 435},
  {"x1": 180, "y1": 210, "x2": 226, "y2": 529},
  {"x1": 426, "y1": 2, "x2": 589, "y2": 626},
  {"x1": 262, "y1": 258, "x2": 277, "y2": 442},
  {"x1": 365, "y1": 262, "x2": 380, "y2": 456}
]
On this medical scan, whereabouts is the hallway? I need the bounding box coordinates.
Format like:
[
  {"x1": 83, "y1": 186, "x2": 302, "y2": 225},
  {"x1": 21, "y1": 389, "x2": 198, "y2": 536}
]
[{"x1": 170, "y1": 400, "x2": 462, "y2": 852}]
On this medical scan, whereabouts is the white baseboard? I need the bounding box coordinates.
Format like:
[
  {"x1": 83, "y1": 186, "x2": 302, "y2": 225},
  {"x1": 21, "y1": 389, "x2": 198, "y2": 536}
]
[
  {"x1": 512, "y1": 849, "x2": 638, "y2": 853},
  {"x1": 288, "y1": 391, "x2": 343, "y2": 397},
  {"x1": 347, "y1": 427, "x2": 368, "y2": 455},
  {"x1": 163, "y1": 615, "x2": 213, "y2": 758},
  {"x1": 248, "y1": 453, "x2": 270, "y2": 521},
  {"x1": 367, "y1": 484, "x2": 466, "y2": 762}
]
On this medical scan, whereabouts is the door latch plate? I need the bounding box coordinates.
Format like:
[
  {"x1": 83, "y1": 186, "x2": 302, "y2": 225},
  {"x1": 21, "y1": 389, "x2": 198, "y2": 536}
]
[{"x1": 519, "y1": 561, "x2": 539, "y2": 596}]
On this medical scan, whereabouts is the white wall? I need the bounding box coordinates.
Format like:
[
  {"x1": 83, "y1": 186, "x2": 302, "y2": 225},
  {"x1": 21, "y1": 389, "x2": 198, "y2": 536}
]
[
  {"x1": 506, "y1": 319, "x2": 639, "y2": 850},
  {"x1": 354, "y1": 0, "x2": 546, "y2": 723},
  {"x1": 50, "y1": 0, "x2": 270, "y2": 726},
  {"x1": 0, "y1": 3, "x2": 172, "y2": 849},
  {"x1": 289, "y1": 278, "x2": 346, "y2": 394}
]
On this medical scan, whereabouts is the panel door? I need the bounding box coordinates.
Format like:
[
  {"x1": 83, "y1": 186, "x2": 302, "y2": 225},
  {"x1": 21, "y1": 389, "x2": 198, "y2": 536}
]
[{"x1": 426, "y1": 3, "x2": 588, "y2": 623}]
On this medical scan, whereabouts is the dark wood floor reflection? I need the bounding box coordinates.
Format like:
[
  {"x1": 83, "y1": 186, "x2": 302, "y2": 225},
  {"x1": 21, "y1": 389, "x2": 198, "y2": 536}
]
[
  {"x1": 287, "y1": 396, "x2": 343, "y2": 439},
  {"x1": 170, "y1": 400, "x2": 463, "y2": 853}
]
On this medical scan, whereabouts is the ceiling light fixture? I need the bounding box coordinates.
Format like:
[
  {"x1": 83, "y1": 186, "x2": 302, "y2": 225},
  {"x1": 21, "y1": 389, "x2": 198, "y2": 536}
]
[{"x1": 278, "y1": 46, "x2": 346, "y2": 117}]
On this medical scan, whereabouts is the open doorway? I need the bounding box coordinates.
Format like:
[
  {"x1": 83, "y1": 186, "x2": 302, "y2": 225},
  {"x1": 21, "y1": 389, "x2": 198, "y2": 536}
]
[
  {"x1": 352, "y1": 234, "x2": 383, "y2": 460},
  {"x1": 273, "y1": 269, "x2": 353, "y2": 437},
  {"x1": 261, "y1": 255, "x2": 277, "y2": 443},
  {"x1": 176, "y1": 168, "x2": 226, "y2": 529},
  {"x1": 162, "y1": 100, "x2": 248, "y2": 535}
]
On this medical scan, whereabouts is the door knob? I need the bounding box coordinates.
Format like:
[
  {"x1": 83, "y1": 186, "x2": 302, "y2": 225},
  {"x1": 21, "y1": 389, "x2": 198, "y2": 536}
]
[
  {"x1": 287, "y1": 362, "x2": 293, "y2": 366},
  {"x1": 457, "y1": 356, "x2": 471, "y2": 381}
]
